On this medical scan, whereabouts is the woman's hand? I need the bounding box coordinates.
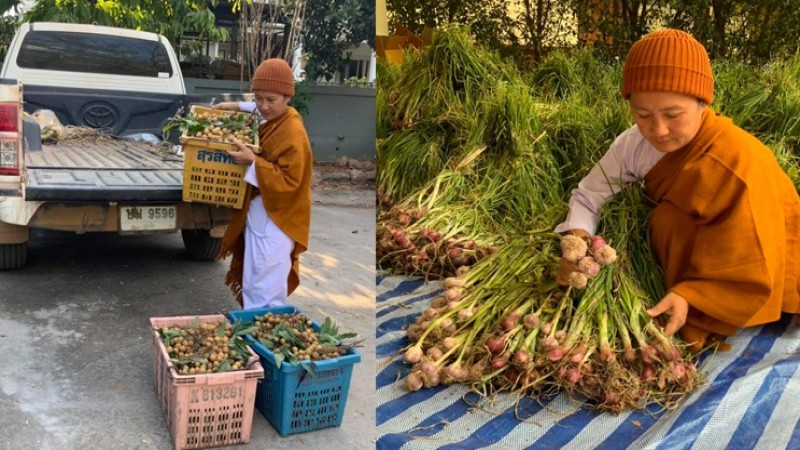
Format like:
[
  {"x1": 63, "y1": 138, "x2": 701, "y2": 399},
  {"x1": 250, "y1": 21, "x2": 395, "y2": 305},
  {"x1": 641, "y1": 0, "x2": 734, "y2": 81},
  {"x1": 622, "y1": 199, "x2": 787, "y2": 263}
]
[
  {"x1": 227, "y1": 141, "x2": 256, "y2": 165},
  {"x1": 646, "y1": 291, "x2": 689, "y2": 336},
  {"x1": 556, "y1": 258, "x2": 580, "y2": 286},
  {"x1": 211, "y1": 101, "x2": 239, "y2": 111}
]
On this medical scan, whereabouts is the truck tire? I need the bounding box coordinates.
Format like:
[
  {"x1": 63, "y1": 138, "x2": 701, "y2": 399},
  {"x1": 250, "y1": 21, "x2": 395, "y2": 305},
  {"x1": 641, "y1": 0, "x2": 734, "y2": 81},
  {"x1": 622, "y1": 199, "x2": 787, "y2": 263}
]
[
  {"x1": 0, "y1": 242, "x2": 28, "y2": 270},
  {"x1": 181, "y1": 229, "x2": 222, "y2": 261}
]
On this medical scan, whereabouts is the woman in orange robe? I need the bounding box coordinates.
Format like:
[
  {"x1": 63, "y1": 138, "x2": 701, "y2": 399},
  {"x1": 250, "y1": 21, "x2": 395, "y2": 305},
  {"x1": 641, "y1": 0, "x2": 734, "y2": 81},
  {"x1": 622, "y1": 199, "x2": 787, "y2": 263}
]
[
  {"x1": 217, "y1": 59, "x2": 312, "y2": 309},
  {"x1": 556, "y1": 29, "x2": 800, "y2": 351}
]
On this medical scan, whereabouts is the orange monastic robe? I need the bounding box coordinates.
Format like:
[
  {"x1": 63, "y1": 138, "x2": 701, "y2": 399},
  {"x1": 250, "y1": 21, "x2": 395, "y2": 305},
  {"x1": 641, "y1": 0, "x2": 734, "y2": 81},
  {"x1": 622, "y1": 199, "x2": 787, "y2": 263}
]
[
  {"x1": 644, "y1": 108, "x2": 800, "y2": 341},
  {"x1": 218, "y1": 107, "x2": 313, "y2": 306}
]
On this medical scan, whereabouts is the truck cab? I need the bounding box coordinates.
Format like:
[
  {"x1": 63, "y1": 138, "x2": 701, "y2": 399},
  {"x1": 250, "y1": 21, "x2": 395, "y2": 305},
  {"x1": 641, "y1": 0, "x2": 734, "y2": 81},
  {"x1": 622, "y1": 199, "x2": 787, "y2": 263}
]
[{"x1": 0, "y1": 22, "x2": 231, "y2": 269}]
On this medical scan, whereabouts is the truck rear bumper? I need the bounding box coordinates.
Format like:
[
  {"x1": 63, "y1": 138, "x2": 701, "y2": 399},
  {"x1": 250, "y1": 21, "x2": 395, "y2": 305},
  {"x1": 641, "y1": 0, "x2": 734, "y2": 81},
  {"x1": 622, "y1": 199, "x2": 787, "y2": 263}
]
[{"x1": 26, "y1": 201, "x2": 231, "y2": 234}]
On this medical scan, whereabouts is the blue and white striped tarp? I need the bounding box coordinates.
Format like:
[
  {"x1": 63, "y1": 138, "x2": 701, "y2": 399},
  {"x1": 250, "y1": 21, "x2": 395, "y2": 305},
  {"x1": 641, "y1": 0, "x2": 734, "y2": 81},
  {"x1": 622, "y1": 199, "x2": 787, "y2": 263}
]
[{"x1": 376, "y1": 275, "x2": 800, "y2": 450}]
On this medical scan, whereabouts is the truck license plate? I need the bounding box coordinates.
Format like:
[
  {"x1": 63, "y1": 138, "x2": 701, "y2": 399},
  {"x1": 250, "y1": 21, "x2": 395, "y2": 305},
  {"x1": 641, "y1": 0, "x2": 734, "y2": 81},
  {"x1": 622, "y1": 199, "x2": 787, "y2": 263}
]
[{"x1": 120, "y1": 205, "x2": 177, "y2": 231}]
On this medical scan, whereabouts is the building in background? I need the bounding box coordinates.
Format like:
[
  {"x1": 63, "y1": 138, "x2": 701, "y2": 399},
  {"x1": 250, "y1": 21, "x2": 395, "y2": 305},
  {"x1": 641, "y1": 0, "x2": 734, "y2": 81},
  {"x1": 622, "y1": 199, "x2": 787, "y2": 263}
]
[{"x1": 178, "y1": 0, "x2": 375, "y2": 85}]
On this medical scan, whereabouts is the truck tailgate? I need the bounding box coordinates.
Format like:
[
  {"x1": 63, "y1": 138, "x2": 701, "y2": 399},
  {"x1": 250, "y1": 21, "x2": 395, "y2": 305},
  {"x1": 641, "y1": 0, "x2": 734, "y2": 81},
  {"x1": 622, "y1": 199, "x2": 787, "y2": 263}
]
[{"x1": 24, "y1": 137, "x2": 184, "y2": 202}]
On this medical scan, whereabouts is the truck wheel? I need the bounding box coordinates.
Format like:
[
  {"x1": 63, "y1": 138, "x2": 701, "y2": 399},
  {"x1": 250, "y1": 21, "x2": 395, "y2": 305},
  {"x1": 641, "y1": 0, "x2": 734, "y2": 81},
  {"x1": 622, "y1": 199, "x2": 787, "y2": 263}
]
[
  {"x1": 181, "y1": 229, "x2": 222, "y2": 261},
  {"x1": 0, "y1": 242, "x2": 28, "y2": 270}
]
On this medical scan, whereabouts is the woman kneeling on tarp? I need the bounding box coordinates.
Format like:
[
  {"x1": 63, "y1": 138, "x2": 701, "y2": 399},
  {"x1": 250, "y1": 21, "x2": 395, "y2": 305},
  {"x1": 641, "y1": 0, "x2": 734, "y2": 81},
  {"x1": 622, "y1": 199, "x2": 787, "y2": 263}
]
[
  {"x1": 218, "y1": 58, "x2": 312, "y2": 310},
  {"x1": 556, "y1": 29, "x2": 800, "y2": 353}
]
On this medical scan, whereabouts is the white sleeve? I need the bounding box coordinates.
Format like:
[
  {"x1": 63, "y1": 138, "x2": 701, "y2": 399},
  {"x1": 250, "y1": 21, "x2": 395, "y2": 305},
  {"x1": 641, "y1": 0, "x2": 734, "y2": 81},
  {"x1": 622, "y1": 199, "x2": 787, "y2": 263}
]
[
  {"x1": 554, "y1": 126, "x2": 658, "y2": 235},
  {"x1": 237, "y1": 101, "x2": 258, "y2": 113},
  {"x1": 244, "y1": 161, "x2": 259, "y2": 187}
]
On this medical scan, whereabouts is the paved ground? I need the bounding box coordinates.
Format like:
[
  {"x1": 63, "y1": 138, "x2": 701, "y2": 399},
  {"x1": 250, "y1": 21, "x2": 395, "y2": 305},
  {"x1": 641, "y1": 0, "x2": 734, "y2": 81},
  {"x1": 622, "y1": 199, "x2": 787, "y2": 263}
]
[{"x1": 0, "y1": 180, "x2": 375, "y2": 450}]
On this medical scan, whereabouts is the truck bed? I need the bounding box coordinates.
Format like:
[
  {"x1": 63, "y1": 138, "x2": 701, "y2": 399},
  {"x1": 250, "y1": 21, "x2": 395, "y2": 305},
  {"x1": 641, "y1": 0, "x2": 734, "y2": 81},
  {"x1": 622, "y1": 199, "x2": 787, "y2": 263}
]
[{"x1": 24, "y1": 136, "x2": 184, "y2": 202}]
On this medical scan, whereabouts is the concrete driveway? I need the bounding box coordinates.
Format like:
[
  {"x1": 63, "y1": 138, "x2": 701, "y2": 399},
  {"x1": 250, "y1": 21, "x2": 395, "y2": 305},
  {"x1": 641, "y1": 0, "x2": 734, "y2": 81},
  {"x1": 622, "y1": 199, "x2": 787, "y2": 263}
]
[{"x1": 0, "y1": 183, "x2": 375, "y2": 450}]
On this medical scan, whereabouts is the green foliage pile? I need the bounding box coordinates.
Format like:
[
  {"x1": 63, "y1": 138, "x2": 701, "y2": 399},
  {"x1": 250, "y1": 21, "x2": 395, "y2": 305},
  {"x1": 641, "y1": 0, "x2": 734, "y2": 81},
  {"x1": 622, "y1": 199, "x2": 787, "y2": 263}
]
[
  {"x1": 379, "y1": 24, "x2": 800, "y2": 413},
  {"x1": 378, "y1": 27, "x2": 800, "y2": 281}
]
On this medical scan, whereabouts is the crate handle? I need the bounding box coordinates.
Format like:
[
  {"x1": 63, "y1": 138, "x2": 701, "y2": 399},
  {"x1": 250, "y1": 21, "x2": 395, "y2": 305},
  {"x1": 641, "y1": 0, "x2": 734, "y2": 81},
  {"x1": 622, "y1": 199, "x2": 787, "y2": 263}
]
[{"x1": 205, "y1": 372, "x2": 243, "y2": 385}]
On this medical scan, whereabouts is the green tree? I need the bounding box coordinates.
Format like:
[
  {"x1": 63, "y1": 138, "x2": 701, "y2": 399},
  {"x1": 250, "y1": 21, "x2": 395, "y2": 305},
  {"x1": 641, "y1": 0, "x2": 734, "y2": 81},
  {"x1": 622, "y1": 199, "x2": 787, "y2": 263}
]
[
  {"x1": 663, "y1": 0, "x2": 734, "y2": 60},
  {"x1": 569, "y1": 0, "x2": 800, "y2": 64},
  {"x1": 0, "y1": 15, "x2": 20, "y2": 63},
  {"x1": 567, "y1": 0, "x2": 666, "y2": 61},
  {"x1": 666, "y1": 0, "x2": 800, "y2": 63},
  {"x1": 22, "y1": 0, "x2": 228, "y2": 47},
  {"x1": 302, "y1": 0, "x2": 375, "y2": 82},
  {"x1": 384, "y1": 0, "x2": 800, "y2": 66},
  {"x1": 386, "y1": 0, "x2": 517, "y2": 56},
  {"x1": 512, "y1": 0, "x2": 576, "y2": 65}
]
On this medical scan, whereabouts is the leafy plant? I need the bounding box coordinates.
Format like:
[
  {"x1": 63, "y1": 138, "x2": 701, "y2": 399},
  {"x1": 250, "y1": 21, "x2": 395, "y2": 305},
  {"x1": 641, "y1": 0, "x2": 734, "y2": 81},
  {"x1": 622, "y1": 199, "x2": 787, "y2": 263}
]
[
  {"x1": 163, "y1": 107, "x2": 259, "y2": 146},
  {"x1": 250, "y1": 312, "x2": 359, "y2": 375},
  {"x1": 289, "y1": 79, "x2": 312, "y2": 116},
  {"x1": 319, "y1": 317, "x2": 358, "y2": 346},
  {"x1": 158, "y1": 318, "x2": 255, "y2": 374},
  {"x1": 302, "y1": 0, "x2": 374, "y2": 82}
]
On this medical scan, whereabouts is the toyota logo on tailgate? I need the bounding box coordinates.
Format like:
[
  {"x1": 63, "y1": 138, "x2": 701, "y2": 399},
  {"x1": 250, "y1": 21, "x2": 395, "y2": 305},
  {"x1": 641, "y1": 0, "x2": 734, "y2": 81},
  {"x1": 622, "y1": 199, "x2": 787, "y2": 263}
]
[{"x1": 82, "y1": 103, "x2": 118, "y2": 129}]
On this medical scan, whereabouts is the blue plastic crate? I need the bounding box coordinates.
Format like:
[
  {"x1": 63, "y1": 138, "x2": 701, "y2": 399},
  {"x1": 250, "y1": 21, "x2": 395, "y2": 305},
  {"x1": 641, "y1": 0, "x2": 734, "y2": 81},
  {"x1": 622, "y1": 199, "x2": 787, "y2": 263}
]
[{"x1": 228, "y1": 305, "x2": 362, "y2": 437}]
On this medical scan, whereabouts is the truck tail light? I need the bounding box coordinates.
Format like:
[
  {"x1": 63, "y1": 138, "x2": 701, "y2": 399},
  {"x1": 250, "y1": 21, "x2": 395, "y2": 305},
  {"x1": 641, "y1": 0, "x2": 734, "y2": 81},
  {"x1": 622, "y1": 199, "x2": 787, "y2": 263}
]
[
  {"x1": 0, "y1": 102, "x2": 20, "y2": 175},
  {"x1": 0, "y1": 139, "x2": 19, "y2": 175},
  {"x1": 0, "y1": 104, "x2": 18, "y2": 132}
]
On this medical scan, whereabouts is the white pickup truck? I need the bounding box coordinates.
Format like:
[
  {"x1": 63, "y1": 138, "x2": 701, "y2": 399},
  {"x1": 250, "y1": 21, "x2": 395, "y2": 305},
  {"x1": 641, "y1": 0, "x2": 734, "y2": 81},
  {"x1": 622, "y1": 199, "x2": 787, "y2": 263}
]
[{"x1": 0, "y1": 22, "x2": 232, "y2": 269}]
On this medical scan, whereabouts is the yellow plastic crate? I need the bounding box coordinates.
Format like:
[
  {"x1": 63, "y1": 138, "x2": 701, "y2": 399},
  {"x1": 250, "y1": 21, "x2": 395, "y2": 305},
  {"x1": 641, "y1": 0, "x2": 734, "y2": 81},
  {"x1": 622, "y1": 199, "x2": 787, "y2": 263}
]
[
  {"x1": 179, "y1": 105, "x2": 260, "y2": 209},
  {"x1": 181, "y1": 141, "x2": 247, "y2": 209}
]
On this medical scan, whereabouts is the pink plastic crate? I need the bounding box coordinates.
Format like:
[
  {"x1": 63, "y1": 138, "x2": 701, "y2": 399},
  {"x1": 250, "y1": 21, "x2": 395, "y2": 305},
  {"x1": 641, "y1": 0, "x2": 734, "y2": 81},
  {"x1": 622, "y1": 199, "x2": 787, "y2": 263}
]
[{"x1": 150, "y1": 315, "x2": 264, "y2": 450}]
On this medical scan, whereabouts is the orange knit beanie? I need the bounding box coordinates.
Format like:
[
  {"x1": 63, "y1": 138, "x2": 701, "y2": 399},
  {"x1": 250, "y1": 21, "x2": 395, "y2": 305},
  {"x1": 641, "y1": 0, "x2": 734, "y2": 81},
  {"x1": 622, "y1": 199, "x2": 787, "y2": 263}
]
[
  {"x1": 251, "y1": 58, "x2": 295, "y2": 96},
  {"x1": 621, "y1": 29, "x2": 714, "y2": 104}
]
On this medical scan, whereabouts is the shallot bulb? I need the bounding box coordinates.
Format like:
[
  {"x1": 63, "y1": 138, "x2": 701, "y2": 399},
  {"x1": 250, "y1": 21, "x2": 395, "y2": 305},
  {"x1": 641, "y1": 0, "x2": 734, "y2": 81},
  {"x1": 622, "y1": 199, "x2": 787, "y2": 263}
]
[
  {"x1": 548, "y1": 347, "x2": 564, "y2": 361},
  {"x1": 444, "y1": 363, "x2": 467, "y2": 381},
  {"x1": 426, "y1": 346, "x2": 444, "y2": 360},
  {"x1": 523, "y1": 313, "x2": 539, "y2": 329},
  {"x1": 577, "y1": 256, "x2": 601, "y2": 277},
  {"x1": 560, "y1": 234, "x2": 588, "y2": 263},
  {"x1": 512, "y1": 350, "x2": 531, "y2": 365},
  {"x1": 422, "y1": 372, "x2": 441, "y2": 388},
  {"x1": 420, "y1": 360, "x2": 438, "y2": 378},
  {"x1": 491, "y1": 357, "x2": 508, "y2": 370},
  {"x1": 403, "y1": 345, "x2": 423, "y2": 363},
  {"x1": 500, "y1": 314, "x2": 519, "y2": 331},
  {"x1": 443, "y1": 277, "x2": 466, "y2": 289},
  {"x1": 567, "y1": 271, "x2": 588, "y2": 289},
  {"x1": 441, "y1": 336, "x2": 460, "y2": 352},
  {"x1": 593, "y1": 245, "x2": 618, "y2": 266},
  {"x1": 445, "y1": 287, "x2": 464, "y2": 301},
  {"x1": 457, "y1": 307, "x2": 475, "y2": 320},
  {"x1": 540, "y1": 335, "x2": 559, "y2": 349},
  {"x1": 404, "y1": 371, "x2": 423, "y2": 391},
  {"x1": 485, "y1": 336, "x2": 505, "y2": 354},
  {"x1": 591, "y1": 235, "x2": 606, "y2": 250}
]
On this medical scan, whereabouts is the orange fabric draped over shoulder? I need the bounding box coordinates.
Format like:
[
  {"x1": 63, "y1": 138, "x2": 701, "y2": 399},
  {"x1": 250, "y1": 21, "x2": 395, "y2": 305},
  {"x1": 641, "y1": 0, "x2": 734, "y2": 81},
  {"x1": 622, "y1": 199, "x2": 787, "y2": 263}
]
[
  {"x1": 644, "y1": 108, "x2": 800, "y2": 338},
  {"x1": 217, "y1": 107, "x2": 313, "y2": 306}
]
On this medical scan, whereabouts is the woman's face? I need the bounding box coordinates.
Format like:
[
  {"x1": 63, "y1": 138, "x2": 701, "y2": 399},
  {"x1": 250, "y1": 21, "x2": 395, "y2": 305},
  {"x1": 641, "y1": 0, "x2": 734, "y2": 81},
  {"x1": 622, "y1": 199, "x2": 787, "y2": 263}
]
[
  {"x1": 629, "y1": 91, "x2": 705, "y2": 153},
  {"x1": 253, "y1": 90, "x2": 290, "y2": 122}
]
